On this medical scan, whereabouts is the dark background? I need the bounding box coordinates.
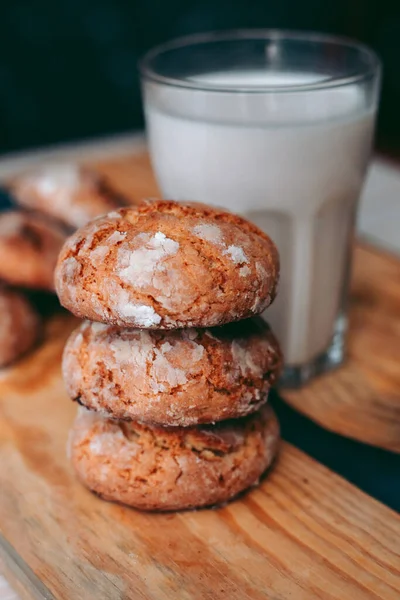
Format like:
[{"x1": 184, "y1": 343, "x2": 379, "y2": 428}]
[{"x1": 0, "y1": 0, "x2": 399, "y2": 155}]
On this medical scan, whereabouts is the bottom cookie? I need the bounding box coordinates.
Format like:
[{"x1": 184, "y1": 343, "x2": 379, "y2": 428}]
[{"x1": 69, "y1": 404, "x2": 279, "y2": 511}]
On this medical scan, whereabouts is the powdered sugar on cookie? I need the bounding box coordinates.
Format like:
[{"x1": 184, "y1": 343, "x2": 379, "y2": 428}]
[
  {"x1": 231, "y1": 341, "x2": 263, "y2": 377},
  {"x1": 223, "y1": 245, "x2": 248, "y2": 265},
  {"x1": 62, "y1": 256, "x2": 81, "y2": 281},
  {"x1": 98, "y1": 281, "x2": 162, "y2": 327},
  {"x1": 239, "y1": 265, "x2": 251, "y2": 277},
  {"x1": 89, "y1": 245, "x2": 109, "y2": 265},
  {"x1": 118, "y1": 231, "x2": 179, "y2": 287},
  {"x1": 151, "y1": 348, "x2": 188, "y2": 392},
  {"x1": 192, "y1": 223, "x2": 223, "y2": 244},
  {"x1": 107, "y1": 231, "x2": 126, "y2": 245},
  {"x1": 89, "y1": 322, "x2": 108, "y2": 334},
  {"x1": 120, "y1": 302, "x2": 162, "y2": 327},
  {"x1": 192, "y1": 223, "x2": 249, "y2": 272}
]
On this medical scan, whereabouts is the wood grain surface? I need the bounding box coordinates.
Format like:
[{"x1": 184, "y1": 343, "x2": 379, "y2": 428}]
[
  {"x1": 0, "y1": 314, "x2": 399, "y2": 600},
  {"x1": 93, "y1": 153, "x2": 400, "y2": 452},
  {"x1": 0, "y1": 151, "x2": 399, "y2": 599}
]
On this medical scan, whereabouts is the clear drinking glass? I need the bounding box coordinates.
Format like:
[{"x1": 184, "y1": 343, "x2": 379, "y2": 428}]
[{"x1": 139, "y1": 30, "x2": 381, "y2": 387}]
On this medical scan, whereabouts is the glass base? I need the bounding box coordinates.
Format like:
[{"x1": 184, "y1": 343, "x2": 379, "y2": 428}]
[{"x1": 279, "y1": 313, "x2": 347, "y2": 389}]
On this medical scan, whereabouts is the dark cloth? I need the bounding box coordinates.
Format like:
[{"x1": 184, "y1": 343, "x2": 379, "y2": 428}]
[{"x1": 270, "y1": 390, "x2": 400, "y2": 513}]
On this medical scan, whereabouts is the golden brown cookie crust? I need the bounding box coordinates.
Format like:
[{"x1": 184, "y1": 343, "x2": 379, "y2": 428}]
[
  {"x1": 63, "y1": 317, "x2": 282, "y2": 426},
  {"x1": 0, "y1": 287, "x2": 40, "y2": 367},
  {"x1": 55, "y1": 200, "x2": 280, "y2": 328},
  {"x1": 9, "y1": 164, "x2": 128, "y2": 229},
  {"x1": 69, "y1": 404, "x2": 279, "y2": 511},
  {"x1": 0, "y1": 211, "x2": 66, "y2": 291}
]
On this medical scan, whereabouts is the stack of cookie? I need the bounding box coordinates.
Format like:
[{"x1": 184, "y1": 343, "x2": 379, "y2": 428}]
[{"x1": 55, "y1": 200, "x2": 282, "y2": 511}]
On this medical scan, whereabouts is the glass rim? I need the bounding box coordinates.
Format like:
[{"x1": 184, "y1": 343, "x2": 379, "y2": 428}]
[{"x1": 139, "y1": 29, "x2": 381, "y2": 94}]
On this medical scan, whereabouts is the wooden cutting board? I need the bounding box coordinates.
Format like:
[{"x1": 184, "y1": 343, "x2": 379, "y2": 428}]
[{"x1": 0, "y1": 152, "x2": 399, "y2": 599}]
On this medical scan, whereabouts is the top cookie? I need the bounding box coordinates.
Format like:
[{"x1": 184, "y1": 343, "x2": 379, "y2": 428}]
[
  {"x1": 9, "y1": 164, "x2": 128, "y2": 229},
  {"x1": 55, "y1": 200, "x2": 279, "y2": 329}
]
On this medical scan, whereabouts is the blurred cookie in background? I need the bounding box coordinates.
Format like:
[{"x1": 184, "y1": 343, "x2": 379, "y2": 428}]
[
  {"x1": 0, "y1": 211, "x2": 66, "y2": 291},
  {"x1": 9, "y1": 163, "x2": 129, "y2": 229},
  {"x1": 0, "y1": 287, "x2": 40, "y2": 367}
]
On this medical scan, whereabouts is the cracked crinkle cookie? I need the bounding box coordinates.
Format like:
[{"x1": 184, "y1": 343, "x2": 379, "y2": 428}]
[
  {"x1": 0, "y1": 211, "x2": 66, "y2": 290},
  {"x1": 54, "y1": 200, "x2": 280, "y2": 328},
  {"x1": 0, "y1": 287, "x2": 40, "y2": 367},
  {"x1": 9, "y1": 164, "x2": 129, "y2": 229},
  {"x1": 68, "y1": 404, "x2": 279, "y2": 511},
  {"x1": 63, "y1": 317, "x2": 282, "y2": 426}
]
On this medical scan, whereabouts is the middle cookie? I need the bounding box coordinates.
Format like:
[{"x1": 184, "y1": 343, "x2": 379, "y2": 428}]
[{"x1": 63, "y1": 317, "x2": 282, "y2": 426}]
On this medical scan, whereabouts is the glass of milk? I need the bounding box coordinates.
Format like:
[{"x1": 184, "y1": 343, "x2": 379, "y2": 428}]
[{"x1": 139, "y1": 31, "x2": 381, "y2": 387}]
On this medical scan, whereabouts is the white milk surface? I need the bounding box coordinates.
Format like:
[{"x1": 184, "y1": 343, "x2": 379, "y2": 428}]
[{"x1": 144, "y1": 71, "x2": 375, "y2": 365}]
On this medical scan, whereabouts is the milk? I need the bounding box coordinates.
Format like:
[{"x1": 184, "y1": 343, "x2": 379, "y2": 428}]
[{"x1": 143, "y1": 71, "x2": 376, "y2": 366}]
